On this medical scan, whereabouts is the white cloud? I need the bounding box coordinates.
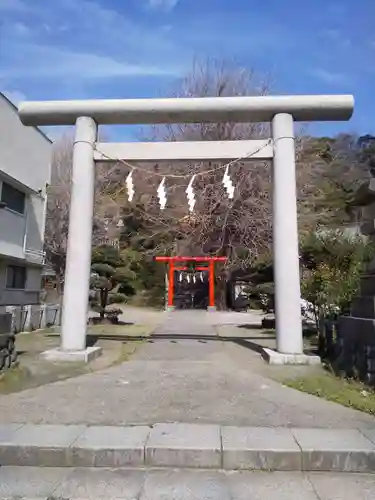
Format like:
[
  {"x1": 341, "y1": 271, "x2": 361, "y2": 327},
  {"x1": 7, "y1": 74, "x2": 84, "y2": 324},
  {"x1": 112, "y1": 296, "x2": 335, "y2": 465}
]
[
  {"x1": 309, "y1": 68, "x2": 352, "y2": 85},
  {"x1": 147, "y1": 0, "x2": 179, "y2": 12},
  {"x1": 0, "y1": 0, "x2": 187, "y2": 85},
  {"x1": 2, "y1": 89, "x2": 26, "y2": 106},
  {"x1": 1, "y1": 44, "x2": 179, "y2": 79}
]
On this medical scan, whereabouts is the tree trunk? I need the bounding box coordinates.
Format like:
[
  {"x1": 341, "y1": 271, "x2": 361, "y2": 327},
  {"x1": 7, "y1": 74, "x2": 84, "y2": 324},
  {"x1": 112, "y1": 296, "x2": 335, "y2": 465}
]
[
  {"x1": 100, "y1": 289, "x2": 106, "y2": 318},
  {"x1": 215, "y1": 270, "x2": 227, "y2": 310}
]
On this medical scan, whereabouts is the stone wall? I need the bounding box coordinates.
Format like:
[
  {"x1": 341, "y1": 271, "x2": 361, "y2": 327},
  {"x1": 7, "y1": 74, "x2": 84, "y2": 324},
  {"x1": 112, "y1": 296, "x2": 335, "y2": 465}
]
[
  {"x1": 4, "y1": 304, "x2": 61, "y2": 333},
  {"x1": 333, "y1": 317, "x2": 375, "y2": 385}
]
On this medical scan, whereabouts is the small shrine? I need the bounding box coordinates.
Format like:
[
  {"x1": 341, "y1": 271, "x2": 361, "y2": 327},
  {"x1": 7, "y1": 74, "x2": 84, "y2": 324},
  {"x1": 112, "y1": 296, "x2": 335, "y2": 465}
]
[{"x1": 155, "y1": 256, "x2": 227, "y2": 310}]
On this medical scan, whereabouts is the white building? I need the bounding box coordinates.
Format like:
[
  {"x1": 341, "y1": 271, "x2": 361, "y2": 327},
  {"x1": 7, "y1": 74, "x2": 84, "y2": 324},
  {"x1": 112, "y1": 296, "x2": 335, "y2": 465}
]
[{"x1": 0, "y1": 93, "x2": 51, "y2": 308}]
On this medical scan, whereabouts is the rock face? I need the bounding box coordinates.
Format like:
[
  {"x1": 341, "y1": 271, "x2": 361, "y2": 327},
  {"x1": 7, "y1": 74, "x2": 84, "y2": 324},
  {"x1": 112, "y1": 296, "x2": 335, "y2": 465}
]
[{"x1": 337, "y1": 179, "x2": 375, "y2": 384}]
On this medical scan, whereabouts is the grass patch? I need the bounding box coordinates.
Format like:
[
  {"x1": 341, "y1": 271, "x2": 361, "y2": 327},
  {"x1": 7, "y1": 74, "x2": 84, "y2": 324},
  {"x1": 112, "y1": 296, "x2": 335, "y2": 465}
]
[
  {"x1": 0, "y1": 365, "x2": 30, "y2": 393},
  {"x1": 117, "y1": 340, "x2": 144, "y2": 363},
  {"x1": 0, "y1": 323, "x2": 154, "y2": 394},
  {"x1": 284, "y1": 372, "x2": 375, "y2": 416},
  {"x1": 0, "y1": 363, "x2": 88, "y2": 394}
]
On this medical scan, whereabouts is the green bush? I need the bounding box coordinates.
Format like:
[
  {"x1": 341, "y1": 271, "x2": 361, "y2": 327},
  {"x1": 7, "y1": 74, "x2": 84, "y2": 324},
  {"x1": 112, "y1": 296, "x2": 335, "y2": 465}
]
[
  {"x1": 300, "y1": 230, "x2": 373, "y2": 320},
  {"x1": 90, "y1": 244, "x2": 138, "y2": 318},
  {"x1": 107, "y1": 292, "x2": 127, "y2": 305},
  {"x1": 118, "y1": 282, "x2": 136, "y2": 296}
]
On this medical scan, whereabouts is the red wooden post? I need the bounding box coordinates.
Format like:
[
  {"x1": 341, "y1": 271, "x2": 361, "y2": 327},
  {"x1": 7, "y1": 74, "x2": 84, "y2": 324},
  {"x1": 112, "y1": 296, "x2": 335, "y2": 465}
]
[
  {"x1": 168, "y1": 259, "x2": 175, "y2": 307},
  {"x1": 208, "y1": 259, "x2": 215, "y2": 308}
]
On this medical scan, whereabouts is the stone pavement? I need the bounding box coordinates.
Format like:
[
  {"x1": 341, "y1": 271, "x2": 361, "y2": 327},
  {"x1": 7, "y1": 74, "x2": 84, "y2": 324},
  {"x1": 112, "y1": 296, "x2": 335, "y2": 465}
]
[
  {"x1": 116, "y1": 306, "x2": 264, "y2": 327},
  {"x1": 0, "y1": 310, "x2": 374, "y2": 428},
  {"x1": 1, "y1": 310, "x2": 375, "y2": 498},
  {"x1": 1, "y1": 467, "x2": 375, "y2": 499},
  {"x1": 120, "y1": 307, "x2": 265, "y2": 328},
  {"x1": 1, "y1": 422, "x2": 375, "y2": 472}
]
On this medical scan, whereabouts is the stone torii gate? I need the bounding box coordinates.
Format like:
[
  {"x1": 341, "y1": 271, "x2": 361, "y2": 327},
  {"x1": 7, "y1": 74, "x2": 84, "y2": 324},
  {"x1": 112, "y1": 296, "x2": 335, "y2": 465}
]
[{"x1": 18, "y1": 94, "x2": 354, "y2": 363}]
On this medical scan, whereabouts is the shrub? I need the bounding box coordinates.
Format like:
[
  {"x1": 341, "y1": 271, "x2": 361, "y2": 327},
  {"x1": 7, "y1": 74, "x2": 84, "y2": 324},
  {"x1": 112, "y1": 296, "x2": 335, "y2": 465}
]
[
  {"x1": 90, "y1": 245, "x2": 137, "y2": 319},
  {"x1": 300, "y1": 230, "x2": 373, "y2": 322},
  {"x1": 107, "y1": 293, "x2": 127, "y2": 305}
]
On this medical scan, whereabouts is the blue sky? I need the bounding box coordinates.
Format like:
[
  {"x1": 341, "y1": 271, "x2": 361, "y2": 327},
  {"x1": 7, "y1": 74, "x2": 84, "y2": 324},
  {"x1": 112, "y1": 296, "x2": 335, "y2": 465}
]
[{"x1": 0, "y1": 0, "x2": 374, "y2": 140}]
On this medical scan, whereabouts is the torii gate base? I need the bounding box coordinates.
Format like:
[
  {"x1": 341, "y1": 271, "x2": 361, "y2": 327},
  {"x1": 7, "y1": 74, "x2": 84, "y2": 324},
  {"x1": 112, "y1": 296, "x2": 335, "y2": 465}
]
[{"x1": 18, "y1": 94, "x2": 353, "y2": 365}]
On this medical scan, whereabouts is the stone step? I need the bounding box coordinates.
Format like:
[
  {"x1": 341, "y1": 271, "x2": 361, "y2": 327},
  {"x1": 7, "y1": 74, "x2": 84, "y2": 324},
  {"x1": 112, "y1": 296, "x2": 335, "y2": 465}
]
[
  {"x1": 1, "y1": 423, "x2": 375, "y2": 473},
  {"x1": 1, "y1": 466, "x2": 375, "y2": 500}
]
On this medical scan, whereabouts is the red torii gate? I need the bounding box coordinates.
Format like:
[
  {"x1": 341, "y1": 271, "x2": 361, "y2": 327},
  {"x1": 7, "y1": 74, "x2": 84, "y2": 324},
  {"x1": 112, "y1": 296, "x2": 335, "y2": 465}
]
[{"x1": 155, "y1": 256, "x2": 227, "y2": 310}]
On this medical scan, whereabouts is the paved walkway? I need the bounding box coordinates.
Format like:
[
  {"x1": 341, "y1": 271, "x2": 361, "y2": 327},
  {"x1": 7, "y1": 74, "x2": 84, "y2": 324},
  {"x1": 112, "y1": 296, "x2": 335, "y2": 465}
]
[
  {"x1": 0, "y1": 311, "x2": 373, "y2": 428},
  {"x1": 1, "y1": 467, "x2": 375, "y2": 499},
  {"x1": 117, "y1": 306, "x2": 265, "y2": 327}
]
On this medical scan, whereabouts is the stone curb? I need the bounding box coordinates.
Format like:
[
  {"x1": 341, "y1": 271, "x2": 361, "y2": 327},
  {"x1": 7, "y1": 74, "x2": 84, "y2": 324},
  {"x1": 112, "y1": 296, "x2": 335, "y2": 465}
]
[{"x1": 0, "y1": 423, "x2": 375, "y2": 472}]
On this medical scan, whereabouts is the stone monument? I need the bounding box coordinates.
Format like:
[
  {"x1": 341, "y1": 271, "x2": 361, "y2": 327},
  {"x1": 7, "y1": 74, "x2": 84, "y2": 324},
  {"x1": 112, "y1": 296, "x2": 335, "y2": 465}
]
[{"x1": 337, "y1": 178, "x2": 375, "y2": 384}]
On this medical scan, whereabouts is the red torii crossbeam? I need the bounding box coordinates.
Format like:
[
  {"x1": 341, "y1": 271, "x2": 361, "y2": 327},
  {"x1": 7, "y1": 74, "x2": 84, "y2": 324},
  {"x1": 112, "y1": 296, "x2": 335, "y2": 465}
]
[{"x1": 155, "y1": 256, "x2": 227, "y2": 309}]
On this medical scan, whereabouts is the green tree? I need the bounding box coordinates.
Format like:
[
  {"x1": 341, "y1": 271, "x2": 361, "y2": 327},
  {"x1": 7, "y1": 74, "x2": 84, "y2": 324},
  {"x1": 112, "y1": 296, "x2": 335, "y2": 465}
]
[
  {"x1": 296, "y1": 134, "x2": 370, "y2": 233},
  {"x1": 300, "y1": 230, "x2": 373, "y2": 331},
  {"x1": 90, "y1": 245, "x2": 140, "y2": 319},
  {"x1": 117, "y1": 204, "x2": 172, "y2": 307}
]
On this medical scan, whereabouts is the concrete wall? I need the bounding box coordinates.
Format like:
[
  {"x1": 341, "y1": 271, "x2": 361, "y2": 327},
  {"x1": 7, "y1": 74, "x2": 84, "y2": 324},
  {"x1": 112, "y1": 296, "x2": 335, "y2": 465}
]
[
  {"x1": 0, "y1": 200, "x2": 26, "y2": 260},
  {"x1": 0, "y1": 94, "x2": 51, "y2": 193},
  {"x1": 0, "y1": 259, "x2": 41, "y2": 306},
  {"x1": 0, "y1": 94, "x2": 51, "y2": 266}
]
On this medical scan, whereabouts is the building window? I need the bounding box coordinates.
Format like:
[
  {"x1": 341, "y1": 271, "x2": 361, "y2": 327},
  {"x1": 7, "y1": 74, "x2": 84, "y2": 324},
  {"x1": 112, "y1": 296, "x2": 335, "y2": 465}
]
[
  {"x1": 1, "y1": 182, "x2": 25, "y2": 214},
  {"x1": 6, "y1": 265, "x2": 27, "y2": 289}
]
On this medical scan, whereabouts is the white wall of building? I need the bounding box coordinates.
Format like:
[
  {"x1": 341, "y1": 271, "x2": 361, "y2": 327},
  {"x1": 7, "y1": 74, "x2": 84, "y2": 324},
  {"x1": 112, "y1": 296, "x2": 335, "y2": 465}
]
[
  {"x1": 0, "y1": 94, "x2": 51, "y2": 193},
  {"x1": 0, "y1": 93, "x2": 52, "y2": 306}
]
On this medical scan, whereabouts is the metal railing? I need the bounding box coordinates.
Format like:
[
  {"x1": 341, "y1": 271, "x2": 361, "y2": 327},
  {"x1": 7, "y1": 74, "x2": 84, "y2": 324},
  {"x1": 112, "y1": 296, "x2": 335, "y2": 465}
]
[{"x1": 24, "y1": 248, "x2": 46, "y2": 264}]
